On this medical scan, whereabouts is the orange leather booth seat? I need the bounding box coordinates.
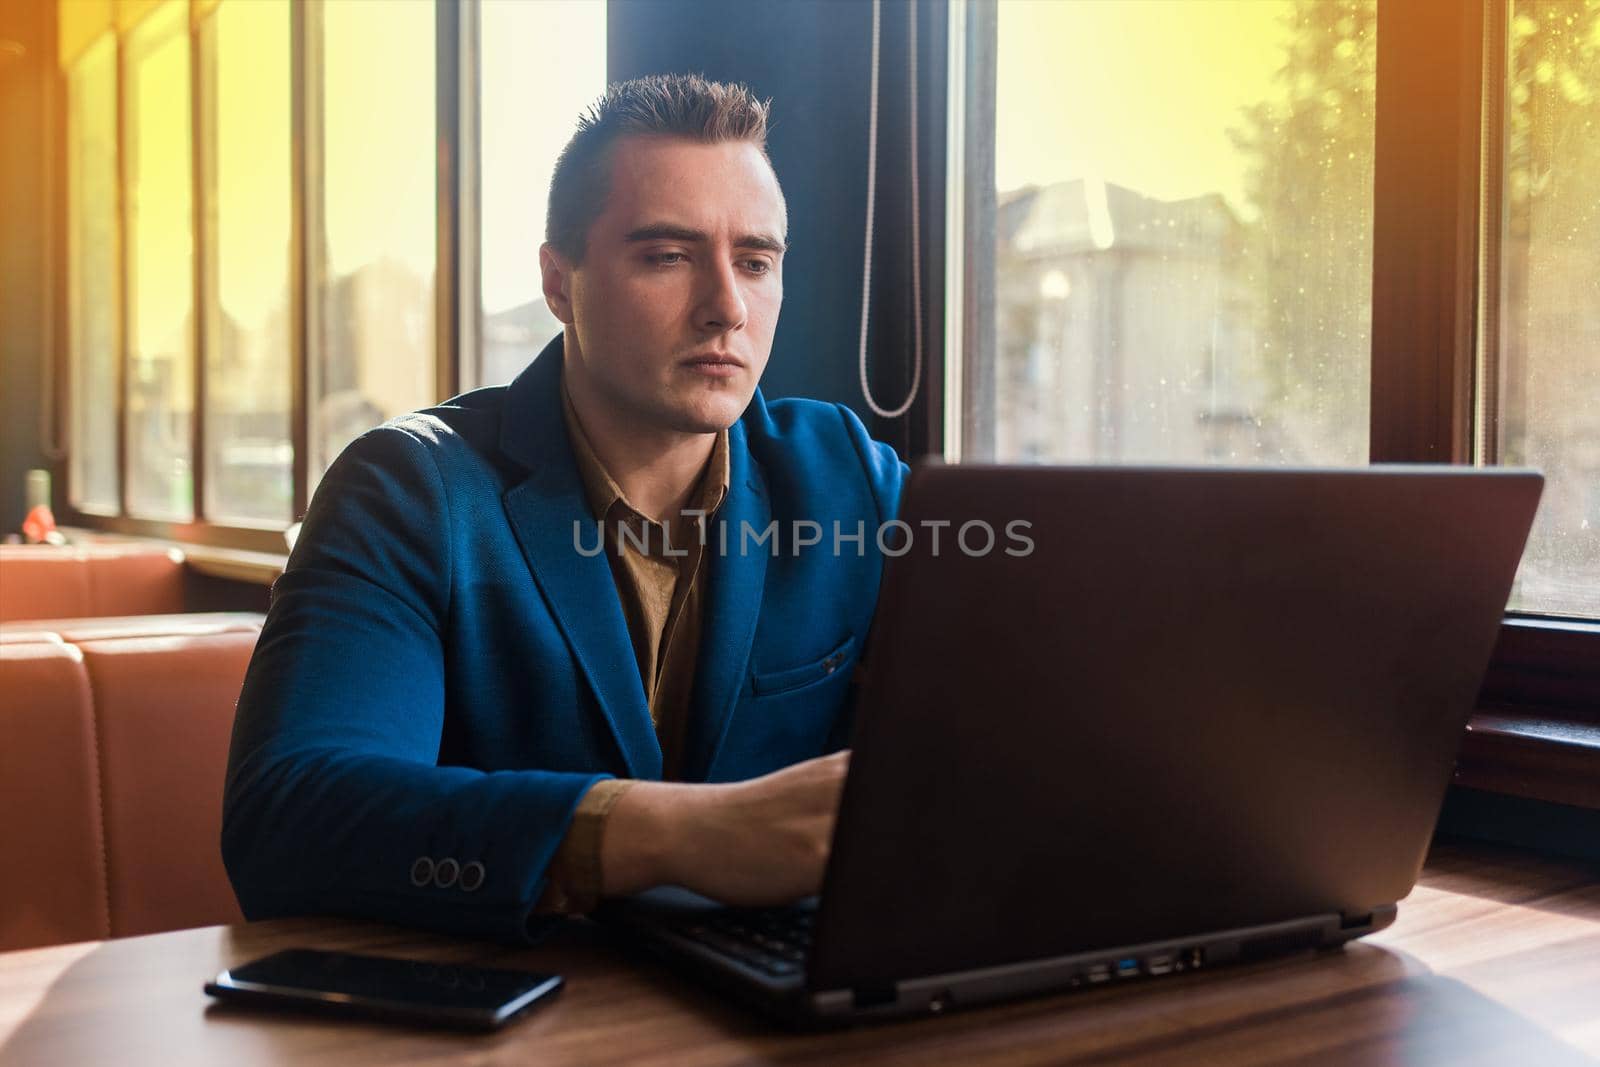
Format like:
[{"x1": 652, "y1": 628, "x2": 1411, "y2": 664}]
[
  {"x1": 0, "y1": 545, "x2": 188, "y2": 623},
  {"x1": 0, "y1": 613, "x2": 263, "y2": 951}
]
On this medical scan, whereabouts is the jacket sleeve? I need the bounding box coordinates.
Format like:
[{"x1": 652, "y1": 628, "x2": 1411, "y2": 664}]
[{"x1": 221, "y1": 423, "x2": 607, "y2": 944}]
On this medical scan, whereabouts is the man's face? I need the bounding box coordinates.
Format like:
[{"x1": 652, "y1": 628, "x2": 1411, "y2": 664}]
[{"x1": 543, "y1": 135, "x2": 787, "y2": 435}]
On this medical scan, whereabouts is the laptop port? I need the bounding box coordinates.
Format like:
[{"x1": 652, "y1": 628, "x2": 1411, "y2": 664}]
[
  {"x1": 1184, "y1": 947, "x2": 1205, "y2": 969},
  {"x1": 851, "y1": 983, "x2": 896, "y2": 1009},
  {"x1": 1085, "y1": 964, "x2": 1111, "y2": 984},
  {"x1": 1145, "y1": 954, "x2": 1174, "y2": 976},
  {"x1": 1115, "y1": 957, "x2": 1140, "y2": 979}
]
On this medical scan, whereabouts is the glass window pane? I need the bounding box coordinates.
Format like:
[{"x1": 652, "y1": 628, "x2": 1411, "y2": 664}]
[
  {"x1": 313, "y1": 0, "x2": 436, "y2": 486},
  {"x1": 478, "y1": 0, "x2": 605, "y2": 387},
  {"x1": 201, "y1": 0, "x2": 293, "y2": 525},
  {"x1": 1496, "y1": 0, "x2": 1600, "y2": 619},
  {"x1": 67, "y1": 33, "x2": 120, "y2": 514},
  {"x1": 982, "y1": 0, "x2": 1375, "y2": 466},
  {"x1": 124, "y1": 0, "x2": 195, "y2": 519}
]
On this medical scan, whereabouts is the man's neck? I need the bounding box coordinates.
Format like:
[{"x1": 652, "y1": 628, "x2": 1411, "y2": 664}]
[{"x1": 563, "y1": 364, "x2": 717, "y2": 523}]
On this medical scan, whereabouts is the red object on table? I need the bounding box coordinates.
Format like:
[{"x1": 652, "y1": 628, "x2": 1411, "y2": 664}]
[{"x1": 21, "y1": 505, "x2": 59, "y2": 545}]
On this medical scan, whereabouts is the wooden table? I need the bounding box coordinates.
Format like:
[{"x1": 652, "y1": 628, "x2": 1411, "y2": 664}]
[{"x1": 3, "y1": 841, "x2": 1598, "y2": 1065}]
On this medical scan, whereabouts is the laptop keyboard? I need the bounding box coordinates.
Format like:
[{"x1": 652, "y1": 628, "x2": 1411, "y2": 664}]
[{"x1": 674, "y1": 907, "x2": 814, "y2": 978}]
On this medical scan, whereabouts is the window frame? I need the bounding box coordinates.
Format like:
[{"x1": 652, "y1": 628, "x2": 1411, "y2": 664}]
[
  {"x1": 1370, "y1": 0, "x2": 1600, "y2": 805},
  {"x1": 947, "y1": 0, "x2": 1600, "y2": 805}
]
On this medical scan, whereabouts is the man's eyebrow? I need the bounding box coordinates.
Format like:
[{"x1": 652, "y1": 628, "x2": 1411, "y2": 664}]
[
  {"x1": 623, "y1": 223, "x2": 788, "y2": 255},
  {"x1": 738, "y1": 233, "x2": 789, "y2": 255}
]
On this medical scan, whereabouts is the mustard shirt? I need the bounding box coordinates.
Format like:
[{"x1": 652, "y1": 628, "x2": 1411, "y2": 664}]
[{"x1": 536, "y1": 380, "x2": 730, "y2": 913}]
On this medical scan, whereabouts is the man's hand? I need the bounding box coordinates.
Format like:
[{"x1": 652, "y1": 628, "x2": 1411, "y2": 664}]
[{"x1": 599, "y1": 751, "x2": 850, "y2": 907}]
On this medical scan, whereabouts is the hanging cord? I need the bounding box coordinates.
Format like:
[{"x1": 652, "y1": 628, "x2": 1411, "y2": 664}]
[{"x1": 857, "y1": 0, "x2": 923, "y2": 419}]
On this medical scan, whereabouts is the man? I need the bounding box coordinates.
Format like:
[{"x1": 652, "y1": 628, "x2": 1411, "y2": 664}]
[{"x1": 222, "y1": 74, "x2": 906, "y2": 942}]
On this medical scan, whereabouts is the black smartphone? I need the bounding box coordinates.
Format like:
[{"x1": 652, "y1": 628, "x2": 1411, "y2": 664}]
[{"x1": 203, "y1": 948, "x2": 564, "y2": 1031}]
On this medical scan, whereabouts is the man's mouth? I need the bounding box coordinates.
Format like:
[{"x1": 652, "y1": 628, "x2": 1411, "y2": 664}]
[
  {"x1": 681, "y1": 353, "x2": 746, "y2": 374},
  {"x1": 683, "y1": 352, "x2": 745, "y2": 367}
]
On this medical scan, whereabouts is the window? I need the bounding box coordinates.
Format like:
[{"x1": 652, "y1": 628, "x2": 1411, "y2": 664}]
[
  {"x1": 58, "y1": 0, "x2": 608, "y2": 549},
  {"x1": 123, "y1": 0, "x2": 194, "y2": 521},
  {"x1": 312, "y1": 0, "x2": 437, "y2": 486},
  {"x1": 982, "y1": 0, "x2": 1375, "y2": 467},
  {"x1": 478, "y1": 0, "x2": 606, "y2": 387},
  {"x1": 65, "y1": 32, "x2": 119, "y2": 514},
  {"x1": 200, "y1": 0, "x2": 293, "y2": 525},
  {"x1": 959, "y1": 0, "x2": 1598, "y2": 624},
  {"x1": 1491, "y1": 0, "x2": 1600, "y2": 619}
]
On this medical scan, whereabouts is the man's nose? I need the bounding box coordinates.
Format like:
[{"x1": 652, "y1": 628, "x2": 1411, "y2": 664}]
[{"x1": 695, "y1": 260, "x2": 748, "y2": 333}]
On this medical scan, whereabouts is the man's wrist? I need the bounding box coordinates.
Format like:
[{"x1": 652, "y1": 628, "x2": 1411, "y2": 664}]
[
  {"x1": 601, "y1": 780, "x2": 705, "y2": 896},
  {"x1": 534, "y1": 778, "x2": 636, "y2": 914}
]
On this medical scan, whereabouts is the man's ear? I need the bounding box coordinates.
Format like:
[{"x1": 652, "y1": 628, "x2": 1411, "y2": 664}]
[{"x1": 540, "y1": 243, "x2": 576, "y2": 325}]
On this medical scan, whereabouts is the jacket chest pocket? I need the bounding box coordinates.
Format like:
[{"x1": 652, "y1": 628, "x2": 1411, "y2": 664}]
[{"x1": 750, "y1": 633, "x2": 859, "y2": 697}]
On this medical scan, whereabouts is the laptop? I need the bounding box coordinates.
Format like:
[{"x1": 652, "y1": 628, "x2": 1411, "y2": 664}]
[{"x1": 600, "y1": 463, "x2": 1544, "y2": 1026}]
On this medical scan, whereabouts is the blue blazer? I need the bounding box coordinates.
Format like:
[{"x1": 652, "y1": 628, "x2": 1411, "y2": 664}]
[{"x1": 222, "y1": 337, "x2": 907, "y2": 943}]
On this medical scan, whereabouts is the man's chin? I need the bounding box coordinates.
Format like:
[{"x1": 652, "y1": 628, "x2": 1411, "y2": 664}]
[
  {"x1": 673, "y1": 411, "x2": 744, "y2": 435},
  {"x1": 669, "y1": 392, "x2": 753, "y2": 435}
]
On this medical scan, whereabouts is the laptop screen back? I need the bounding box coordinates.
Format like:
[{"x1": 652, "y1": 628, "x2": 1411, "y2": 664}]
[{"x1": 810, "y1": 465, "x2": 1542, "y2": 991}]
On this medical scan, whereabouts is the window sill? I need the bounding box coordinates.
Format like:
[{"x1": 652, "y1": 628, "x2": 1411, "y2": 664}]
[
  {"x1": 179, "y1": 544, "x2": 287, "y2": 586},
  {"x1": 1456, "y1": 712, "x2": 1600, "y2": 810},
  {"x1": 59, "y1": 526, "x2": 286, "y2": 587},
  {"x1": 1453, "y1": 615, "x2": 1600, "y2": 810}
]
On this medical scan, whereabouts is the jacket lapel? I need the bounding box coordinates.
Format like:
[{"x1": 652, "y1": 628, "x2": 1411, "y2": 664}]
[
  {"x1": 681, "y1": 421, "x2": 771, "y2": 781},
  {"x1": 499, "y1": 341, "x2": 661, "y2": 780}
]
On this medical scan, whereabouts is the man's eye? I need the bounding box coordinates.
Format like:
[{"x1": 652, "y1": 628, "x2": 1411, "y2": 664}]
[
  {"x1": 649, "y1": 252, "x2": 686, "y2": 267},
  {"x1": 743, "y1": 259, "x2": 772, "y2": 275}
]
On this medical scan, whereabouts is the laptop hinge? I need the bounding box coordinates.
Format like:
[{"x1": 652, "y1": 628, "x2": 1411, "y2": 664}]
[{"x1": 1339, "y1": 910, "x2": 1376, "y2": 930}]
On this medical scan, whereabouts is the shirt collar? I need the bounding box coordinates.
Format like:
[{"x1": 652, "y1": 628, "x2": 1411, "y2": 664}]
[{"x1": 560, "y1": 371, "x2": 730, "y2": 526}]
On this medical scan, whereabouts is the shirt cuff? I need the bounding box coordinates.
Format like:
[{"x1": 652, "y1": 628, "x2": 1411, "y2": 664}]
[{"x1": 533, "y1": 777, "x2": 637, "y2": 915}]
